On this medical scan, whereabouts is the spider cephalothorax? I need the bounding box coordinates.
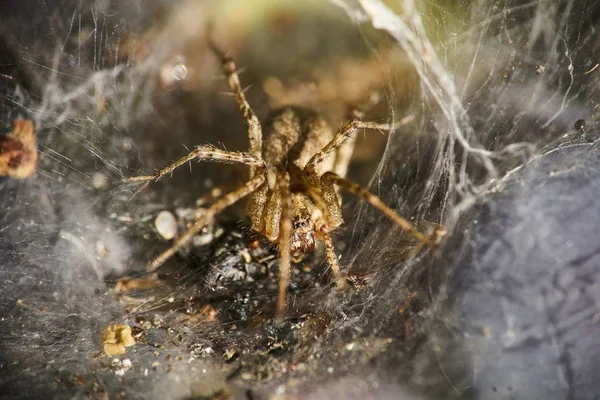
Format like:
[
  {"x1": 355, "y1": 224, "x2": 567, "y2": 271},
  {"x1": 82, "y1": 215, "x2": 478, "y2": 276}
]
[{"x1": 128, "y1": 40, "x2": 444, "y2": 316}]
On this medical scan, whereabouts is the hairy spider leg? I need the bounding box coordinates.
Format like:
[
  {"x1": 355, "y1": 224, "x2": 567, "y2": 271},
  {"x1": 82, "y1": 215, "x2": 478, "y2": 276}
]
[
  {"x1": 321, "y1": 231, "x2": 347, "y2": 290},
  {"x1": 300, "y1": 185, "x2": 346, "y2": 288},
  {"x1": 321, "y1": 172, "x2": 443, "y2": 246},
  {"x1": 332, "y1": 92, "x2": 382, "y2": 179},
  {"x1": 125, "y1": 146, "x2": 263, "y2": 182},
  {"x1": 147, "y1": 174, "x2": 266, "y2": 271},
  {"x1": 304, "y1": 188, "x2": 334, "y2": 228},
  {"x1": 276, "y1": 172, "x2": 292, "y2": 316},
  {"x1": 305, "y1": 117, "x2": 413, "y2": 177},
  {"x1": 303, "y1": 187, "x2": 344, "y2": 262},
  {"x1": 209, "y1": 40, "x2": 263, "y2": 177}
]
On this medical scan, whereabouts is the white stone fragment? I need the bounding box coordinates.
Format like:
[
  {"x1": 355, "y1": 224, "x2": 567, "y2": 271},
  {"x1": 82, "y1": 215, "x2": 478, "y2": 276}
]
[
  {"x1": 92, "y1": 172, "x2": 108, "y2": 189},
  {"x1": 155, "y1": 211, "x2": 177, "y2": 240}
]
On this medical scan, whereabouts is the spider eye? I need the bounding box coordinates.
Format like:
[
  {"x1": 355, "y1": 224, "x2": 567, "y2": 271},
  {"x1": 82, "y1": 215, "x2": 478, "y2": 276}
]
[{"x1": 292, "y1": 216, "x2": 309, "y2": 229}]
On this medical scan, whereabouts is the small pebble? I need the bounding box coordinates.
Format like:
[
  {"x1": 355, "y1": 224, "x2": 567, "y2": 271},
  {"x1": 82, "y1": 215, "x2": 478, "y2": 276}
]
[
  {"x1": 155, "y1": 211, "x2": 177, "y2": 240},
  {"x1": 92, "y1": 173, "x2": 108, "y2": 189},
  {"x1": 192, "y1": 231, "x2": 214, "y2": 247}
]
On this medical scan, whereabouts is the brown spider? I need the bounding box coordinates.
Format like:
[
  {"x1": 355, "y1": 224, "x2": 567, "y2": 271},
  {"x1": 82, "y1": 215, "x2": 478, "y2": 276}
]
[{"x1": 128, "y1": 41, "x2": 445, "y2": 315}]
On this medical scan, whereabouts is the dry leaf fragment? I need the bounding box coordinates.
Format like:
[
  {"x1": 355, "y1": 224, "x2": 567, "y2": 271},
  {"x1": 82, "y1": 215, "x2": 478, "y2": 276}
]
[
  {"x1": 115, "y1": 273, "x2": 161, "y2": 293},
  {"x1": 0, "y1": 120, "x2": 37, "y2": 179},
  {"x1": 101, "y1": 324, "x2": 136, "y2": 356}
]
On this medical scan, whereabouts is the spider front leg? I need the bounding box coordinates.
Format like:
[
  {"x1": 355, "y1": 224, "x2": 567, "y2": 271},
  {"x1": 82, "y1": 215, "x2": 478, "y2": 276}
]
[
  {"x1": 276, "y1": 172, "x2": 292, "y2": 317},
  {"x1": 321, "y1": 231, "x2": 348, "y2": 290},
  {"x1": 209, "y1": 40, "x2": 263, "y2": 177},
  {"x1": 321, "y1": 172, "x2": 445, "y2": 247},
  {"x1": 305, "y1": 184, "x2": 346, "y2": 289},
  {"x1": 147, "y1": 174, "x2": 266, "y2": 271},
  {"x1": 125, "y1": 146, "x2": 263, "y2": 182},
  {"x1": 306, "y1": 114, "x2": 414, "y2": 176},
  {"x1": 332, "y1": 92, "x2": 382, "y2": 179}
]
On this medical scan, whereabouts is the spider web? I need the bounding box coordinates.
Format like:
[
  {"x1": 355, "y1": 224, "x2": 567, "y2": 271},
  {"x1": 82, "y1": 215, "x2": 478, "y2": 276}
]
[{"x1": 0, "y1": 0, "x2": 598, "y2": 398}]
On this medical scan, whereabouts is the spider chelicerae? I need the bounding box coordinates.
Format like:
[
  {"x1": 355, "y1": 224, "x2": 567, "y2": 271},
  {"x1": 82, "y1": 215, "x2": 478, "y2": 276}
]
[{"x1": 128, "y1": 40, "x2": 445, "y2": 315}]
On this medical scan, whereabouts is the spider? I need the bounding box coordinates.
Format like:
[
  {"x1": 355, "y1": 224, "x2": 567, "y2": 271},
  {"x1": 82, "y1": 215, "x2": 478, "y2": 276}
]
[{"x1": 128, "y1": 41, "x2": 445, "y2": 316}]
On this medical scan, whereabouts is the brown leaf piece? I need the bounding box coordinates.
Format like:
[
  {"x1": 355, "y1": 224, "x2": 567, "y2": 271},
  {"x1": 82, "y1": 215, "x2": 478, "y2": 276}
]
[
  {"x1": 101, "y1": 324, "x2": 136, "y2": 356},
  {"x1": 0, "y1": 120, "x2": 37, "y2": 179}
]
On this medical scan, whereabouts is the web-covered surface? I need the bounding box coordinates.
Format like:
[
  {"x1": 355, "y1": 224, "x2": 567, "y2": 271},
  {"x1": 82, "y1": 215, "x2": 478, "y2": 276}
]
[{"x1": 0, "y1": 0, "x2": 598, "y2": 399}]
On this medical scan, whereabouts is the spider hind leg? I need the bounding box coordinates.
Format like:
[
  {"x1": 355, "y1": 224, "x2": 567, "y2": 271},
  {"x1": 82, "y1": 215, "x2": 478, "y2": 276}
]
[{"x1": 321, "y1": 171, "x2": 444, "y2": 246}]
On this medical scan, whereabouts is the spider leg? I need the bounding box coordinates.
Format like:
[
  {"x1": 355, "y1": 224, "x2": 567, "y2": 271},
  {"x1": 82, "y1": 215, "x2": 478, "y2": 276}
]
[
  {"x1": 147, "y1": 174, "x2": 266, "y2": 271},
  {"x1": 209, "y1": 40, "x2": 263, "y2": 177},
  {"x1": 321, "y1": 231, "x2": 347, "y2": 290},
  {"x1": 331, "y1": 127, "x2": 357, "y2": 181},
  {"x1": 306, "y1": 114, "x2": 414, "y2": 176},
  {"x1": 276, "y1": 172, "x2": 292, "y2": 317},
  {"x1": 305, "y1": 184, "x2": 343, "y2": 229},
  {"x1": 126, "y1": 146, "x2": 263, "y2": 182},
  {"x1": 321, "y1": 172, "x2": 444, "y2": 246},
  {"x1": 332, "y1": 92, "x2": 381, "y2": 179}
]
